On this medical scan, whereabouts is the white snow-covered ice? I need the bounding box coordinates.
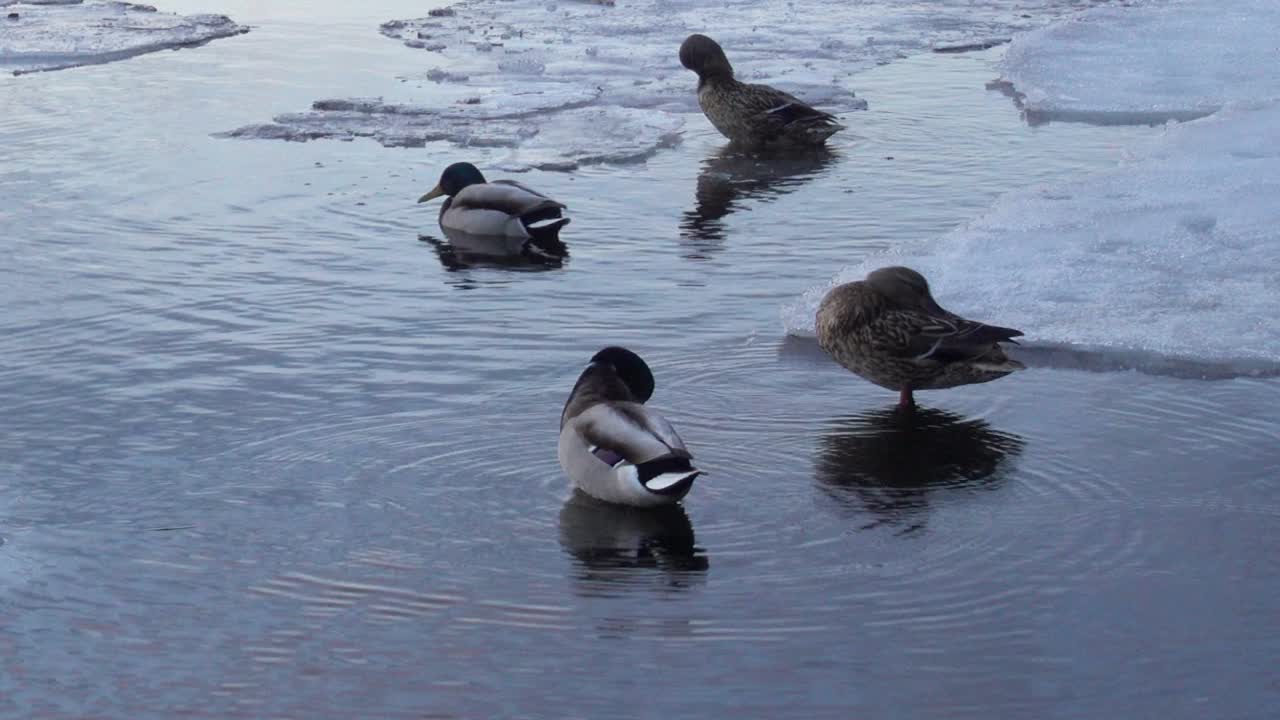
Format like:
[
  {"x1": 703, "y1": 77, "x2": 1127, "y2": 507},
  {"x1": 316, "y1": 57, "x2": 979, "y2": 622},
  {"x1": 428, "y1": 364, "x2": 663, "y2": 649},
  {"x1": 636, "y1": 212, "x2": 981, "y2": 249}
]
[
  {"x1": 222, "y1": 0, "x2": 1113, "y2": 171},
  {"x1": 999, "y1": 0, "x2": 1280, "y2": 124},
  {"x1": 785, "y1": 108, "x2": 1280, "y2": 375},
  {"x1": 0, "y1": 0, "x2": 247, "y2": 75},
  {"x1": 785, "y1": 0, "x2": 1280, "y2": 376}
]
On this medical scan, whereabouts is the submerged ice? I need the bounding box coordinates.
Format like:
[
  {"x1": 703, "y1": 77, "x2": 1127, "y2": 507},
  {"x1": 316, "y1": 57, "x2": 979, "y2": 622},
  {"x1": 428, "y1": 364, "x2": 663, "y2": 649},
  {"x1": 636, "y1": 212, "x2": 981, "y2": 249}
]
[
  {"x1": 0, "y1": 0, "x2": 246, "y2": 75},
  {"x1": 222, "y1": 0, "x2": 1113, "y2": 170},
  {"x1": 999, "y1": 0, "x2": 1280, "y2": 124}
]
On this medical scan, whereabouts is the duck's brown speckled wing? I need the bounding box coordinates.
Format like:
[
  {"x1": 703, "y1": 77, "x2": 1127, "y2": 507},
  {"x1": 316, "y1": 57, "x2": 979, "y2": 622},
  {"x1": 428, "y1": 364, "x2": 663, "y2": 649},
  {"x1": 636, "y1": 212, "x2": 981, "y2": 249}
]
[
  {"x1": 734, "y1": 83, "x2": 842, "y2": 139},
  {"x1": 878, "y1": 310, "x2": 1023, "y2": 364}
]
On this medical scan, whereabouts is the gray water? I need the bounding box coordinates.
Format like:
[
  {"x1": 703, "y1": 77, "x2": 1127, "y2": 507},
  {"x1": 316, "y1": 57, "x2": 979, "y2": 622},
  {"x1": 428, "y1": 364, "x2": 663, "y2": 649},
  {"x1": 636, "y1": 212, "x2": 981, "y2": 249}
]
[{"x1": 3, "y1": 2, "x2": 1279, "y2": 718}]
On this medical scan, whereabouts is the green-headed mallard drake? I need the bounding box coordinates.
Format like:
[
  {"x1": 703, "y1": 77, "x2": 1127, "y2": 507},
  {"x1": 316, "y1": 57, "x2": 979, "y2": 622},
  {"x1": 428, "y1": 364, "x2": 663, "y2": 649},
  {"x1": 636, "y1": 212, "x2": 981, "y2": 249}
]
[
  {"x1": 417, "y1": 161, "x2": 569, "y2": 241},
  {"x1": 816, "y1": 266, "x2": 1024, "y2": 408},
  {"x1": 559, "y1": 347, "x2": 701, "y2": 507},
  {"x1": 679, "y1": 33, "x2": 845, "y2": 147}
]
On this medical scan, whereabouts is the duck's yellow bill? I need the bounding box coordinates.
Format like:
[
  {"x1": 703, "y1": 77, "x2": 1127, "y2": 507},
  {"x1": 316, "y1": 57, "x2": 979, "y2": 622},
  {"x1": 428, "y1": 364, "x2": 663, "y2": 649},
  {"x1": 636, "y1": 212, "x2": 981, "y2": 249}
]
[{"x1": 417, "y1": 185, "x2": 444, "y2": 203}]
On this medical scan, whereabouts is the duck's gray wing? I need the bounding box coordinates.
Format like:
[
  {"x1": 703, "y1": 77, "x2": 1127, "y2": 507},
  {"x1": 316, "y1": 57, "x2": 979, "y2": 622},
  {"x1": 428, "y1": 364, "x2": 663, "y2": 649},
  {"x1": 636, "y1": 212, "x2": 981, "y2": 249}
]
[
  {"x1": 489, "y1": 179, "x2": 562, "y2": 202},
  {"x1": 452, "y1": 181, "x2": 566, "y2": 217},
  {"x1": 576, "y1": 403, "x2": 691, "y2": 466}
]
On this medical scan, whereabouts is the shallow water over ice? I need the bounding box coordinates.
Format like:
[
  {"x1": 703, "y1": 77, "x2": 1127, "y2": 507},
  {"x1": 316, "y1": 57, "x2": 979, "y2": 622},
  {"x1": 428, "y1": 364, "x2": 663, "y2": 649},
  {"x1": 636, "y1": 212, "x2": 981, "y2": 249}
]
[{"x1": 3, "y1": 2, "x2": 1279, "y2": 717}]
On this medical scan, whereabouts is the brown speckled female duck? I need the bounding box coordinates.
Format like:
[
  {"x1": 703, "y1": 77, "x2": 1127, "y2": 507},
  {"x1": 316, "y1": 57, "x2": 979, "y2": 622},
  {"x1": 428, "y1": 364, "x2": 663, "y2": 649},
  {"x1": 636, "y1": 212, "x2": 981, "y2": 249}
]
[
  {"x1": 679, "y1": 33, "x2": 844, "y2": 147},
  {"x1": 816, "y1": 267, "x2": 1024, "y2": 408}
]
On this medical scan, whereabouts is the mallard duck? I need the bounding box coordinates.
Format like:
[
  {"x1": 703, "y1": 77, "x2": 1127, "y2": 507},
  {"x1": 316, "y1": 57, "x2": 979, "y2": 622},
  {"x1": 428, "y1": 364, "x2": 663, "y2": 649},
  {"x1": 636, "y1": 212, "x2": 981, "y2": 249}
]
[
  {"x1": 679, "y1": 33, "x2": 845, "y2": 147},
  {"x1": 559, "y1": 347, "x2": 701, "y2": 507},
  {"x1": 417, "y1": 162, "x2": 569, "y2": 241},
  {"x1": 816, "y1": 266, "x2": 1024, "y2": 408}
]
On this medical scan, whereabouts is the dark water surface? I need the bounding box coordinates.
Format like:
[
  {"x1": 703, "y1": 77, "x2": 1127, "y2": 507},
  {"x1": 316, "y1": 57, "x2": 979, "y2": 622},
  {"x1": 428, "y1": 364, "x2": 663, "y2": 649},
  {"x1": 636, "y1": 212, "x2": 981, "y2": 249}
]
[{"x1": 3, "y1": 2, "x2": 1278, "y2": 718}]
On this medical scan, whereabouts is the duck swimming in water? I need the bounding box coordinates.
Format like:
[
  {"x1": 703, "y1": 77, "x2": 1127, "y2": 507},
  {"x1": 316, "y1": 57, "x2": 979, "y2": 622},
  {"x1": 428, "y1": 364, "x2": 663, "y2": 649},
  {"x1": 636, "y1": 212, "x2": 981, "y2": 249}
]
[
  {"x1": 816, "y1": 266, "x2": 1024, "y2": 408},
  {"x1": 417, "y1": 161, "x2": 569, "y2": 241},
  {"x1": 679, "y1": 33, "x2": 845, "y2": 147},
  {"x1": 559, "y1": 347, "x2": 701, "y2": 507}
]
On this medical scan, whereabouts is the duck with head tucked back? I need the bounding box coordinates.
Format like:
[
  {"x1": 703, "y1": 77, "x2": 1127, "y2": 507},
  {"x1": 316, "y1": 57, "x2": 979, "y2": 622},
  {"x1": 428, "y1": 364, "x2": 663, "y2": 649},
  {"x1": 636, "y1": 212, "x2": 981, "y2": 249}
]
[
  {"x1": 418, "y1": 162, "x2": 570, "y2": 241},
  {"x1": 679, "y1": 33, "x2": 845, "y2": 147},
  {"x1": 816, "y1": 266, "x2": 1025, "y2": 409},
  {"x1": 559, "y1": 347, "x2": 701, "y2": 508}
]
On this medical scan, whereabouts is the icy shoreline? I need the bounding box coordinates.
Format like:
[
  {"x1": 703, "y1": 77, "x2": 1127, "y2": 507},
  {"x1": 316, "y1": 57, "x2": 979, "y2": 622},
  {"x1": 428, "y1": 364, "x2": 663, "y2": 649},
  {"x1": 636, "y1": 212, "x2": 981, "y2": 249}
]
[
  {"x1": 0, "y1": 0, "x2": 247, "y2": 75},
  {"x1": 784, "y1": 99, "x2": 1280, "y2": 372},
  {"x1": 784, "y1": 0, "x2": 1280, "y2": 376}
]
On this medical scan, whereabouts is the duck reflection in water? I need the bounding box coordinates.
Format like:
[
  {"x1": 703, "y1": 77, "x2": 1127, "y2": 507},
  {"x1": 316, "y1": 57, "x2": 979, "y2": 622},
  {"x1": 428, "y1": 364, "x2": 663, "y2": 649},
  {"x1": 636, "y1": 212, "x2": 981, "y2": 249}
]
[
  {"x1": 680, "y1": 144, "x2": 837, "y2": 257},
  {"x1": 815, "y1": 406, "x2": 1024, "y2": 533},
  {"x1": 420, "y1": 226, "x2": 568, "y2": 276},
  {"x1": 558, "y1": 490, "x2": 708, "y2": 597}
]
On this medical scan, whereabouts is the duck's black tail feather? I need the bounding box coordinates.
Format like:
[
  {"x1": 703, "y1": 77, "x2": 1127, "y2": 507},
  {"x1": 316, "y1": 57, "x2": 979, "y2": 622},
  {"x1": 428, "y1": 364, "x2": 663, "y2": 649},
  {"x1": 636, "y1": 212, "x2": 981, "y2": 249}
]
[
  {"x1": 637, "y1": 455, "x2": 701, "y2": 498},
  {"x1": 526, "y1": 217, "x2": 570, "y2": 242}
]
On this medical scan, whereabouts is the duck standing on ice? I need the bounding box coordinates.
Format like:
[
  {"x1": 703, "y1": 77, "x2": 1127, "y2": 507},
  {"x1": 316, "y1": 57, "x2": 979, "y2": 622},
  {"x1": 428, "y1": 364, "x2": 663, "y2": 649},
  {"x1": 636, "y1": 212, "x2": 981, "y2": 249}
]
[
  {"x1": 816, "y1": 267, "x2": 1024, "y2": 408},
  {"x1": 679, "y1": 33, "x2": 845, "y2": 147}
]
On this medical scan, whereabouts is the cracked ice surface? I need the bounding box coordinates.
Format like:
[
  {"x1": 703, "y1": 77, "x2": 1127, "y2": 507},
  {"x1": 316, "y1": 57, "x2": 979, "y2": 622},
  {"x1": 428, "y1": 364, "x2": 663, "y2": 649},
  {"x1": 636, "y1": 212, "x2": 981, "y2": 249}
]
[
  {"x1": 222, "y1": 0, "x2": 1115, "y2": 171},
  {"x1": 0, "y1": 0, "x2": 247, "y2": 75}
]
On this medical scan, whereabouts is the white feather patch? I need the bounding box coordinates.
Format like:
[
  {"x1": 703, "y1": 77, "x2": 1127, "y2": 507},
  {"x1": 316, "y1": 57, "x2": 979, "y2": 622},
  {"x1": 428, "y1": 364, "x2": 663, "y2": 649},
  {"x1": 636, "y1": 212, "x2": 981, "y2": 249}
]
[{"x1": 644, "y1": 471, "x2": 697, "y2": 492}]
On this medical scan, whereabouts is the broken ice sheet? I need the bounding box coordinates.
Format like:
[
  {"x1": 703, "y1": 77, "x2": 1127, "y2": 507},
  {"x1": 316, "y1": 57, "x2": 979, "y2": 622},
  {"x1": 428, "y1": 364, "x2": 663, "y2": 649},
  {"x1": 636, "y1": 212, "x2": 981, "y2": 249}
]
[
  {"x1": 221, "y1": 102, "x2": 684, "y2": 171},
  {"x1": 221, "y1": 0, "x2": 1113, "y2": 169},
  {"x1": 0, "y1": 0, "x2": 247, "y2": 75}
]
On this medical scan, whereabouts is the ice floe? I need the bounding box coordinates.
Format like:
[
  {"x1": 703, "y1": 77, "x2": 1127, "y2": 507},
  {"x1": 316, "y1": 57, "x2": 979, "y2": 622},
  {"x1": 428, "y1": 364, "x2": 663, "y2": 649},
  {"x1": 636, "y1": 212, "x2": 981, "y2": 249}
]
[
  {"x1": 222, "y1": 0, "x2": 1112, "y2": 170},
  {"x1": 0, "y1": 0, "x2": 247, "y2": 75},
  {"x1": 999, "y1": 0, "x2": 1280, "y2": 124},
  {"x1": 782, "y1": 100, "x2": 1280, "y2": 375}
]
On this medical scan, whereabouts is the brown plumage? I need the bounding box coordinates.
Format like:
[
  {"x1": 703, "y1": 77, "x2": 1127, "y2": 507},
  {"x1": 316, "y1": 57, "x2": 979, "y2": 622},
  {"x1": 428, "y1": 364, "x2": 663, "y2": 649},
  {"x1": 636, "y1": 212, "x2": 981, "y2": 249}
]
[
  {"x1": 816, "y1": 266, "x2": 1025, "y2": 408},
  {"x1": 679, "y1": 34, "x2": 844, "y2": 147}
]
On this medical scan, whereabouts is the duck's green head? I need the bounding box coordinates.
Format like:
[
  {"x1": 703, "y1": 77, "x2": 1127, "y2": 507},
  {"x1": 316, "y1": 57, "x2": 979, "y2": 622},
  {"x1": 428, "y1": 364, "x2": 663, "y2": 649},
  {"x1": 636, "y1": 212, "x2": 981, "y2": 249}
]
[
  {"x1": 679, "y1": 34, "x2": 734, "y2": 80},
  {"x1": 591, "y1": 346, "x2": 655, "y2": 403},
  {"x1": 418, "y1": 162, "x2": 487, "y2": 203}
]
